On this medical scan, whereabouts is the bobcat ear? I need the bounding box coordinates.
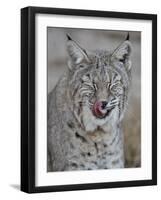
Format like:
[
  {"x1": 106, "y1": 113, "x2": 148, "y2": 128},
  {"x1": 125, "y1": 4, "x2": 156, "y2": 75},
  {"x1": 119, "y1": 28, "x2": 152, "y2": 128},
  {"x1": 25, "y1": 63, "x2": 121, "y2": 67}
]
[
  {"x1": 66, "y1": 34, "x2": 90, "y2": 68},
  {"x1": 111, "y1": 34, "x2": 132, "y2": 71}
]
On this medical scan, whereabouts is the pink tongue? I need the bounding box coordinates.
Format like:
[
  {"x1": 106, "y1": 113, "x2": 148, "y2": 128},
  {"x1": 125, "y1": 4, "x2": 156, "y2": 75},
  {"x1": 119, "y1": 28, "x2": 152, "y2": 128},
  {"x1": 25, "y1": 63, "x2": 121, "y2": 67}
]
[{"x1": 93, "y1": 101, "x2": 105, "y2": 118}]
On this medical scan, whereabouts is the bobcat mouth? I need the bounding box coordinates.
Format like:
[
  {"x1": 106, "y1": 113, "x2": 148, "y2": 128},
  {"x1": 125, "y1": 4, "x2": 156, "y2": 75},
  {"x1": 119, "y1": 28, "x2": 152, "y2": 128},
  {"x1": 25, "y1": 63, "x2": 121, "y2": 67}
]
[
  {"x1": 94, "y1": 108, "x2": 114, "y2": 119},
  {"x1": 92, "y1": 101, "x2": 114, "y2": 119}
]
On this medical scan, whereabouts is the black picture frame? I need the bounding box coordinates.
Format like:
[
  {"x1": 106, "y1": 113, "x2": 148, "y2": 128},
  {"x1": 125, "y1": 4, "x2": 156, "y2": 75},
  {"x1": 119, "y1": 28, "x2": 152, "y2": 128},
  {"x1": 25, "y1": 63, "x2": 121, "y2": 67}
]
[{"x1": 21, "y1": 6, "x2": 157, "y2": 193}]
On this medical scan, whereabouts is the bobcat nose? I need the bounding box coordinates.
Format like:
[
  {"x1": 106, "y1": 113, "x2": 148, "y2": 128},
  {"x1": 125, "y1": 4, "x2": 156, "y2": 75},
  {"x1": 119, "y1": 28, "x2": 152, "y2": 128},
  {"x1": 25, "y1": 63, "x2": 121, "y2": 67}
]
[{"x1": 101, "y1": 101, "x2": 107, "y2": 109}]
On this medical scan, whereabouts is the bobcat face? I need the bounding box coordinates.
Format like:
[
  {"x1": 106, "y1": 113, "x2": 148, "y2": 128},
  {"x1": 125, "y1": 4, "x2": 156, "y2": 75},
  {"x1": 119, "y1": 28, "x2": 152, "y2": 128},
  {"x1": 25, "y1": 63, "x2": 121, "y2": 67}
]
[{"x1": 66, "y1": 34, "x2": 132, "y2": 132}]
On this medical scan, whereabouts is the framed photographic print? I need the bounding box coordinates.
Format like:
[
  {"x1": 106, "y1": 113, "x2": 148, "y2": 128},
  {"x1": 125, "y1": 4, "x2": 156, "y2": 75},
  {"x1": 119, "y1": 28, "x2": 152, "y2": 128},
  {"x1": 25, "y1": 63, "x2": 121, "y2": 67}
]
[{"x1": 21, "y1": 6, "x2": 157, "y2": 193}]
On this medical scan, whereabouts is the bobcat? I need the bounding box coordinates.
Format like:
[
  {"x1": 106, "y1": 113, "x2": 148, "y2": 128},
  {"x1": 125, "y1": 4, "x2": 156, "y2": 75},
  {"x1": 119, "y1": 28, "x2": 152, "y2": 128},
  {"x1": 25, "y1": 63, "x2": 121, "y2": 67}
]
[{"x1": 47, "y1": 34, "x2": 132, "y2": 171}]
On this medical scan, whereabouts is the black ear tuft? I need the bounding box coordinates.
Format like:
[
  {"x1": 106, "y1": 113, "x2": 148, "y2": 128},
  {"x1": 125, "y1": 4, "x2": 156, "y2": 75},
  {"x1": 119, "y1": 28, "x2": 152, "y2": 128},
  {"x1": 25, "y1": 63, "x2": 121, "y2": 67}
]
[
  {"x1": 66, "y1": 34, "x2": 72, "y2": 41},
  {"x1": 125, "y1": 33, "x2": 130, "y2": 41}
]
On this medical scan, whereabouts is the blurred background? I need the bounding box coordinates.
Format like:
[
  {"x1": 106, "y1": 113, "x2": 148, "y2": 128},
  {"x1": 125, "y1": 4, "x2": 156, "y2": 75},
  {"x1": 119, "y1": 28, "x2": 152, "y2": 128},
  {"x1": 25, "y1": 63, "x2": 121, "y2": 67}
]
[{"x1": 47, "y1": 27, "x2": 141, "y2": 168}]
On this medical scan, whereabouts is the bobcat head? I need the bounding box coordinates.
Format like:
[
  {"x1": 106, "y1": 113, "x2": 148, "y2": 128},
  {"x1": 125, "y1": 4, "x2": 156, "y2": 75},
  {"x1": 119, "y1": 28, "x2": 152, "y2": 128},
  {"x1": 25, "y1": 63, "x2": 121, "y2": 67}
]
[{"x1": 66, "y1": 34, "x2": 132, "y2": 132}]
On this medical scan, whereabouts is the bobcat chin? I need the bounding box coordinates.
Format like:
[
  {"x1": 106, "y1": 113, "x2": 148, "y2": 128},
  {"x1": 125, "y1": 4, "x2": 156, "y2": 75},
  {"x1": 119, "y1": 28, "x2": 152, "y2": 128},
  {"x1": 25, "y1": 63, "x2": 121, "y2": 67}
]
[{"x1": 47, "y1": 34, "x2": 132, "y2": 171}]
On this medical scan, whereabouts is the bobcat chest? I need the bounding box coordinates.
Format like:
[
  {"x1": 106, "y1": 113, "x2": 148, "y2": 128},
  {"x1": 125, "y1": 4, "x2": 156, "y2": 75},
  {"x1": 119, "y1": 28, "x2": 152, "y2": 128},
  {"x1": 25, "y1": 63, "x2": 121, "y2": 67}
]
[{"x1": 66, "y1": 129, "x2": 124, "y2": 170}]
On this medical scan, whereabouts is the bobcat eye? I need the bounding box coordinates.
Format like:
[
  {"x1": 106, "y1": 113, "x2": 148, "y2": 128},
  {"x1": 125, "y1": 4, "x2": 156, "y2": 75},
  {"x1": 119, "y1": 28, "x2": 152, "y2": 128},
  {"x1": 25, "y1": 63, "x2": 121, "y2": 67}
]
[{"x1": 110, "y1": 83, "x2": 123, "y2": 95}]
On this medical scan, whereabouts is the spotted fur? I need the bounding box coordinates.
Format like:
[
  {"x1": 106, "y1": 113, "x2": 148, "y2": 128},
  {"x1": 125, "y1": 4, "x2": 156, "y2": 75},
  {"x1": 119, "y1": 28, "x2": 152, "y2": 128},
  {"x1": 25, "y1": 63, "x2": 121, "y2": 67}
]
[{"x1": 47, "y1": 34, "x2": 132, "y2": 171}]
